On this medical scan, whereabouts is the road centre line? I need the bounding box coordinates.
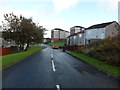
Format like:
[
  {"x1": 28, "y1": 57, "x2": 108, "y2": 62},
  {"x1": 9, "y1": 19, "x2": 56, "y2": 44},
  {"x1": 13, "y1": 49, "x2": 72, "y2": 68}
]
[
  {"x1": 51, "y1": 53, "x2": 53, "y2": 59},
  {"x1": 52, "y1": 60, "x2": 56, "y2": 72},
  {"x1": 56, "y1": 85, "x2": 60, "y2": 90},
  {"x1": 51, "y1": 49, "x2": 53, "y2": 59}
]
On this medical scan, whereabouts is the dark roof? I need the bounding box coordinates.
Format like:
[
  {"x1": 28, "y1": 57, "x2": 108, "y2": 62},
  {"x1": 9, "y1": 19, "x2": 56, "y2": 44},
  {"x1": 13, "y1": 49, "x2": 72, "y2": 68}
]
[
  {"x1": 86, "y1": 21, "x2": 116, "y2": 29},
  {"x1": 71, "y1": 26, "x2": 85, "y2": 28},
  {"x1": 52, "y1": 28, "x2": 64, "y2": 31},
  {"x1": 67, "y1": 31, "x2": 84, "y2": 38},
  {"x1": 52, "y1": 28, "x2": 70, "y2": 32},
  {"x1": 65, "y1": 31, "x2": 69, "y2": 32}
]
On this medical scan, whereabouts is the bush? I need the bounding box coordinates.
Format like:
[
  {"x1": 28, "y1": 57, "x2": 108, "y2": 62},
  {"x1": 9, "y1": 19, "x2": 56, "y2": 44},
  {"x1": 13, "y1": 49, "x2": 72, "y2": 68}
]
[{"x1": 78, "y1": 35, "x2": 120, "y2": 66}]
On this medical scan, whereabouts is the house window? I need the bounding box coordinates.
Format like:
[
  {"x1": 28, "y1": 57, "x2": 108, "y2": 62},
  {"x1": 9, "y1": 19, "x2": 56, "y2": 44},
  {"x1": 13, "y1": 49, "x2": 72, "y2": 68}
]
[
  {"x1": 74, "y1": 36, "x2": 76, "y2": 39},
  {"x1": 79, "y1": 34, "x2": 82, "y2": 37},
  {"x1": 88, "y1": 40, "x2": 90, "y2": 44},
  {"x1": 88, "y1": 31, "x2": 91, "y2": 34},
  {"x1": 96, "y1": 35, "x2": 98, "y2": 38}
]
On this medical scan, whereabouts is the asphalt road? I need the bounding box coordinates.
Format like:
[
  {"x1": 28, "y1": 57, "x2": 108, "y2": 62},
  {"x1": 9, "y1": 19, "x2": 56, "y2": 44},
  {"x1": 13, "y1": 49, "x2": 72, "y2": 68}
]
[{"x1": 2, "y1": 45, "x2": 120, "y2": 89}]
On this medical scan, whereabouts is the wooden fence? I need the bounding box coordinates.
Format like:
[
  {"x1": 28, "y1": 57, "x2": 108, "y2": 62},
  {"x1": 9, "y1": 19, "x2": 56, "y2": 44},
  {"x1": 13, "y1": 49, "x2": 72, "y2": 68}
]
[
  {"x1": 0, "y1": 48, "x2": 12, "y2": 56},
  {"x1": 65, "y1": 45, "x2": 84, "y2": 51}
]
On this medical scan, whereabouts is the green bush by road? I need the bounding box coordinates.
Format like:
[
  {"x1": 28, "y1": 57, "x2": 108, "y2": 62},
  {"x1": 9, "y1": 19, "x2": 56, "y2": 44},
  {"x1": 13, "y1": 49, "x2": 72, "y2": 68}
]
[
  {"x1": 78, "y1": 35, "x2": 120, "y2": 66},
  {"x1": 48, "y1": 41, "x2": 64, "y2": 46},
  {"x1": 2, "y1": 46, "x2": 45, "y2": 69},
  {"x1": 67, "y1": 51, "x2": 120, "y2": 78}
]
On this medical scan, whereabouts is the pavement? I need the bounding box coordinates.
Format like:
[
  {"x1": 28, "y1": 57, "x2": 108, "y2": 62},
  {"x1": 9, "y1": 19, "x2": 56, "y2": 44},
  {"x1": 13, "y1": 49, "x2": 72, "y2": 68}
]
[{"x1": 2, "y1": 44, "x2": 120, "y2": 89}]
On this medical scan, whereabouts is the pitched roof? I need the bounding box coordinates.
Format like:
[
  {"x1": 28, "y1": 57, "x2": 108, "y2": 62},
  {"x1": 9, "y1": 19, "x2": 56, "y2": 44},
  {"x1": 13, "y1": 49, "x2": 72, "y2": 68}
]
[
  {"x1": 52, "y1": 28, "x2": 64, "y2": 31},
  {"x1": 72, "y1": 26, "x2": 85, "y2": 28},
  {"x1": 52, "y1": 28, "x2": 70, "y2": 32},
  {"x1": 67, "y1": 31, "x2": 84, "y2": 38},
  {"x1": 86, "y1": 21, "x2": 116, "y2": 29}
]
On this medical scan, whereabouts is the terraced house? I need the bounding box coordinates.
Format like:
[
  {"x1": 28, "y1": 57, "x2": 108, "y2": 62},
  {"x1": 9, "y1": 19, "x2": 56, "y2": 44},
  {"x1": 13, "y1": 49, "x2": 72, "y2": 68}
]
[
  {"x1": 85, "y1": 21, "x2": 119, "y2": 44},
  {"x1": 51, "y1": 28, "x2": 70, "y2": 42},
  {"x1": 70, "y1": 26, "x2": 85, "y2": 35},
  {"x1": 66, "y1": 21, "x2": 120, "y2": 50},
  {"x1": 66, "y1": 26, "x2": 85, "y2": 46}
]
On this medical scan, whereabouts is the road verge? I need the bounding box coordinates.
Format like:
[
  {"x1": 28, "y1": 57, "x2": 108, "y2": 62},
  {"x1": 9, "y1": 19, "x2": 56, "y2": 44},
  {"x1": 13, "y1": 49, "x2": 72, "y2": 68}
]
[
  {"x1": 2, "y1": 46, "x2": 45, "y2": 70},
  {"x1": 66, "y1": 51, "x2": 120, "y2": 79}
]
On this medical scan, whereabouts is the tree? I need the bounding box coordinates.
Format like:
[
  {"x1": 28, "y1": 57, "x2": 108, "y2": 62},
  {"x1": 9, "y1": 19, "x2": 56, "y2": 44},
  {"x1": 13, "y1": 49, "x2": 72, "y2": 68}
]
[{"x1": 2, "y1": 13, "x2": 46, "y2": 50}]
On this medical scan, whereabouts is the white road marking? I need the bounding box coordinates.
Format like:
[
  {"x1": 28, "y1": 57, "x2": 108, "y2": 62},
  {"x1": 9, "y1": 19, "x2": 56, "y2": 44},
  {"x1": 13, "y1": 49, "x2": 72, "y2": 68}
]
[
  {"x1": 51, "y1": 53, "x2": 53, "y2": 59},
  {"x1": 56, "y1": 85, "x2": 60, "y2": 90},
  {"x1": 51, "y1": 49, "x2": 53, "y2": 59},
  {"x1": 52, "y1": 60, "x2": 56, "y2": 72}
]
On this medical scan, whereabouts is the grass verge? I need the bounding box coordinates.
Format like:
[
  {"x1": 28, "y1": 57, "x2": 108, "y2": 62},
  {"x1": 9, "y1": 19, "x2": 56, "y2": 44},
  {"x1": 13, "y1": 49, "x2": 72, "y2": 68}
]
[
  {"x1": 1, "y1": 46, "x2": 45, "y2": 69},
  {"x1": 48, "y1": 41, "x2": 64, "y2": 46},
  {"x1": 67, "y1": 51, "x2": 120, "y2": 78}
]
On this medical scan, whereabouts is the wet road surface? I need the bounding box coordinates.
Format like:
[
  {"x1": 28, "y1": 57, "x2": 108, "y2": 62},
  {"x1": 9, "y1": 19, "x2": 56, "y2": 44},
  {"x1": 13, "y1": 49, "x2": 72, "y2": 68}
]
[{"x1": 2, "y1": 45, "x2": 120, "y2": 89}]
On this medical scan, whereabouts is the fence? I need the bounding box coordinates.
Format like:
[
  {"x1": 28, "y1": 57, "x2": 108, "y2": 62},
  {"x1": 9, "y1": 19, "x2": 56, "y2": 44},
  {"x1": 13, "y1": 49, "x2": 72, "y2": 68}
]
[
  {"x1": 0, "y1": 48, "x2": 12, "y2": 55},
  {"x1": 65, "y1": 45, "x2": 84, "y2": 51}
]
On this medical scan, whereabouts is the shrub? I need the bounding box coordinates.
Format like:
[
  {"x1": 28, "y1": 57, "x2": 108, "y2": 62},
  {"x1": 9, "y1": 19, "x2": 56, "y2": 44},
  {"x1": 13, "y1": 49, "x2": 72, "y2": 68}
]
[{"x1": 78, "y1": 35, "x2": 120, "y2": 66}]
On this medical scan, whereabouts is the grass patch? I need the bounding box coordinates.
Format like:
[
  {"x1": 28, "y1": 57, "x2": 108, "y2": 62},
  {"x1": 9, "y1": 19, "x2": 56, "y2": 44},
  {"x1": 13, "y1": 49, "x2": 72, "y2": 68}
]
[
  {"x1": 48, "y1": 41, "x2": 64, "y2": 46},
  {"x1": 67, "y1": 51, "x2": 120, "y2": 78},
  {"x1": 1, "y1": 46, "x2": 45, "y2": 69}
]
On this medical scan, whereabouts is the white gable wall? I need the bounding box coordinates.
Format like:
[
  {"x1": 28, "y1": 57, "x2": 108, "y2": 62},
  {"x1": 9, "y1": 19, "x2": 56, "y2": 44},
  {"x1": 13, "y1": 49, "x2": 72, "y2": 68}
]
[
  {"x1": 105, "y1": 22, "x2": 119, "y2": 38},
  {"x1": 53, "y1": 30, "x2": 59, "y2": 38},
  {"x1": 85, "y1": 28, "x2": 105, "y2": 44},
  {"x1": 85, "y1": 28, "x2": 105, "y2": 39},
  {"x1": 74, "y1": 27, "x2": 81, "y2": 33},
  {"x1": 60, "y1": 31, "x2": 65, "y2": 39},
  {"x1": 77, "y1": 33, "x2": 85, "y2": 45},
  {"x1": 65, "y1": 32, "x2": 70, "y2": 38},
  {"x1": 66, "y1": 37, "x2": 69, "y2": 45}
]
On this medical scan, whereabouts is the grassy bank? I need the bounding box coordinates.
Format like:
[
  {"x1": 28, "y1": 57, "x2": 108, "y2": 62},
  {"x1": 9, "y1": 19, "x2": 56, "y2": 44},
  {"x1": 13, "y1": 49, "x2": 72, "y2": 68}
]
[
  {"x1": 78, "y1": 35, "x2": 120, "y2": 66},
  {"x1": 67, "y1": 51, "x2": 120, "y2": 78},
  {"x1": 2, "y1": 46, "x2": 45, "y2": 69},
  {"x1": 48, "y1": 41, "x2": 64, "y2": 46}
]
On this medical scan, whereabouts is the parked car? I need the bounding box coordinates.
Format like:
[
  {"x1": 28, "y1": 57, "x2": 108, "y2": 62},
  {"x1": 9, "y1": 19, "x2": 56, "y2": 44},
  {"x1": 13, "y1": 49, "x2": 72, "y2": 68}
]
[
  {"x1": 59, "y1": 46, "x2": 63, "y2": 49},
  {"x1": 52, "y1": 45, "x2": 59, "y2": 49}
]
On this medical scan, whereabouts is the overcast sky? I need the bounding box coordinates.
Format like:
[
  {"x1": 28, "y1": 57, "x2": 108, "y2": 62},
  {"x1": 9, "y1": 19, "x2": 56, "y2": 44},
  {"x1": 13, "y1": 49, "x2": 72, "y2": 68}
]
[{"x1": 0, "y1": 0, "x2": 119, "y2": 38}]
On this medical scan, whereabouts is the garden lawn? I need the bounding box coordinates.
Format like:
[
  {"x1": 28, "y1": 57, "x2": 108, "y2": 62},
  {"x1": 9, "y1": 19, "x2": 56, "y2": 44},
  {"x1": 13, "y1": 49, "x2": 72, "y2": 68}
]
[
  {"x1": 2, "y1": 46, "x2": 45, "y2": 69},
  {"x1": 67, "y1": 51, "x2": 120, "y2": 78},
  {"x1": 48, "y1": 41, "x2": 64, "y2": 46}
]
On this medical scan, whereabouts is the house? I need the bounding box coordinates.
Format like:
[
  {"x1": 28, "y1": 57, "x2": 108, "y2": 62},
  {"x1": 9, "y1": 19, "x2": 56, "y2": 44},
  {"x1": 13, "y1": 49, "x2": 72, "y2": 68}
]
[
  {"x1": 0, "y1": 31, "x2": 17, "y2": 55},
  {"x1": 0, "y1": 31, "x2": 16, "y2": 48},
  {"x1": 70, "y1": 26, "x2": 85, "y2": 35},
  {"x1": 66, "y1": 26, "x2": 85, "y2": 51},
  {"x1": 66, "y1": 25, "x2": 85, "y2": 46},
  {"x1": 85, "y1": 21, "x2": 120, "y2": 44},
  {"x1": 66, "y1": 21, "x2": 120, "y2": 51},
  {"x1": 66, "y1": 31, "x2": 85, "y2": 46},
  {"x1": 51, "y1": 28, "x2": 70, "y2": 42}
]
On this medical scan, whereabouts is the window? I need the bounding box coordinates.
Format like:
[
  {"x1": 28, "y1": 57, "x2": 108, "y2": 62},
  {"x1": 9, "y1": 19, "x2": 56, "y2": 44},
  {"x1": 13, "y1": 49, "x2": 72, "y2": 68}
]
[
  {"x1": 79, "y1": 34, "x2": 82, "y2": 37},
  {"x1": 96, "y1": 35, "x2": 98, "y2": 38},
  {"x1": 74, "y1": 36, "x2": 76, "y2": 39},
  {"x1": 88, "y1": 40, "x2": 90, "y2": 44},
  {"x1": 88, "y1": 30, "x2": 91, "y2": 34}
]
